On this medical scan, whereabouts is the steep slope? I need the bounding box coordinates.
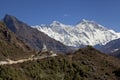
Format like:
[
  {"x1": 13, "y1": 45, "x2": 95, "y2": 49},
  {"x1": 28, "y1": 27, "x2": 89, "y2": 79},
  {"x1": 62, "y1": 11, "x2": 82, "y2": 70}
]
[
  {"x1": 0, "y1": 47, "x2": 120, "y2": 80},
  {"x1": 114, "y1": 49, "x2": 120, "y2": 58},
  {"x1": 0, "y1": 22, "x2": 33, "y2": 60},
  {"x1": 3, "y1": 15, "x2": 71, "y2": 53},
  {"x1": 34, "y1": 20, "x2": 120, "y2": 47},
  {"x1": 100, "y1": 38, "x2": 120, "y2": 58}
]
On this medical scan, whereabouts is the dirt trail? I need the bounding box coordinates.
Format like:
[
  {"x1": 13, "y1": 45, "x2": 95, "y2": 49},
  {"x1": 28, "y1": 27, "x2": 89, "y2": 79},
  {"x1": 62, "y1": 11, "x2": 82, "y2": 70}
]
[{"x1": 0, "y1": 54, "x2": 57, "y2": 65}]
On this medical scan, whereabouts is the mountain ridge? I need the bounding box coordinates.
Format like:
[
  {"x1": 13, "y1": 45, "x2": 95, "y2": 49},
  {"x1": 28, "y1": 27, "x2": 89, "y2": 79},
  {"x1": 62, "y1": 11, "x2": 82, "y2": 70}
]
[
  {"x1": 99, "y1": 38, "x2": 120, "y2": 58},
  {"x1": 33, "y1": 20, "x2": 120, "y2": 47},
  {"x1": 0, "y1": 21, "x2": 34, "y2": 60},
  {"x1": 0, "y1": 15, "x2": 120, "y2": 80},
  {"x1": 3, "y1": 14, "x2": 72, "y2": 53}
]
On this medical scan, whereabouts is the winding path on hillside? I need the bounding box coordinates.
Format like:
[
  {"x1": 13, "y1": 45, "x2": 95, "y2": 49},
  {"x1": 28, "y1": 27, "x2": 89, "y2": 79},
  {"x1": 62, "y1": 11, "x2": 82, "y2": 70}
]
[{"x1": 0, "y1": 54, "x2": 57, "y2": 65}]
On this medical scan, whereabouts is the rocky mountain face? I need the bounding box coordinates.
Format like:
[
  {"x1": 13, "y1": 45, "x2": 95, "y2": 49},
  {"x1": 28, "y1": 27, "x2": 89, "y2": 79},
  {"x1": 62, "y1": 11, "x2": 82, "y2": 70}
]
[
  {"x1": 114, "y1": 49, "x2": 120, "y2": 58},
  {"x1": 0, "y1": 21, "x2": 33, "y2": 60},
  {"x1": 3, "y1": 15, "x2": 71, "y2": 53},
  {"x1": 33, "y1": 20, "x2": 120, "y2": 47},
  {"x1": 99, "y1": 38, "x2": 120, "y2": 58}
]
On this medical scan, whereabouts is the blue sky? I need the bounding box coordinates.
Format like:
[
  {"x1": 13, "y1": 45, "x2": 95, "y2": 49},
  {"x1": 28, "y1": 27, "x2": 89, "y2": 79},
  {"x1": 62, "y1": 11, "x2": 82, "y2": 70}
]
[{"x1": 0, "y1": 0, "x2": 120, "y2": 32}]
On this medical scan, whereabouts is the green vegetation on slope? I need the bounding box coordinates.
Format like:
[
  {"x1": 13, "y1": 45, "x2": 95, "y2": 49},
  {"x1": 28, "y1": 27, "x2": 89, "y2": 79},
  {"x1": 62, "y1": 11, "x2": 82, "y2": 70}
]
[{"x1": 0, "y1": 47, "x2": 120, "y2": 80}]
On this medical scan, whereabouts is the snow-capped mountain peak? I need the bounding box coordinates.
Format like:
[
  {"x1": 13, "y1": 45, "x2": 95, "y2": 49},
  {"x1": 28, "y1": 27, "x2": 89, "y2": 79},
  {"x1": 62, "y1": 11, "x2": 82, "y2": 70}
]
[
  {"x1": 50, "y1": 21, "x2": 63, "y2": 27},
  {"x1": 33, "y1": 20, "x2": 120, "y2": 47},
  {"x1": 76, "y1": 19, "x2": 107, "y2": 31},
  {"x1": 81, "y1": 19, "x2": 96, "y2": 24},
  {"x1": 82, "y1": 19, "x2": 88, "y2": 22}
]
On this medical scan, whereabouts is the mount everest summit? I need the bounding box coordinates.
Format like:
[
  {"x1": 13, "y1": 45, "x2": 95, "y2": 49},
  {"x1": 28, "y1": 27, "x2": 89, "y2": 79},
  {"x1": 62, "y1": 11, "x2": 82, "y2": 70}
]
[{"x1": 33, "y1": 19, "x2": 120, "y2": 47}]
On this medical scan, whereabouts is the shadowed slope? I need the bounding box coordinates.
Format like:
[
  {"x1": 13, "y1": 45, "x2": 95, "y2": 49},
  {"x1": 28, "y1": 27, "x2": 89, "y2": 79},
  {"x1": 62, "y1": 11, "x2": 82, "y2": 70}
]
[
  {"x1": 3, "y1": 14, "x2": 71, "y2": 53},
  {"x1": 0, "y1": 21, "x2": 33, "y2": 60}
]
